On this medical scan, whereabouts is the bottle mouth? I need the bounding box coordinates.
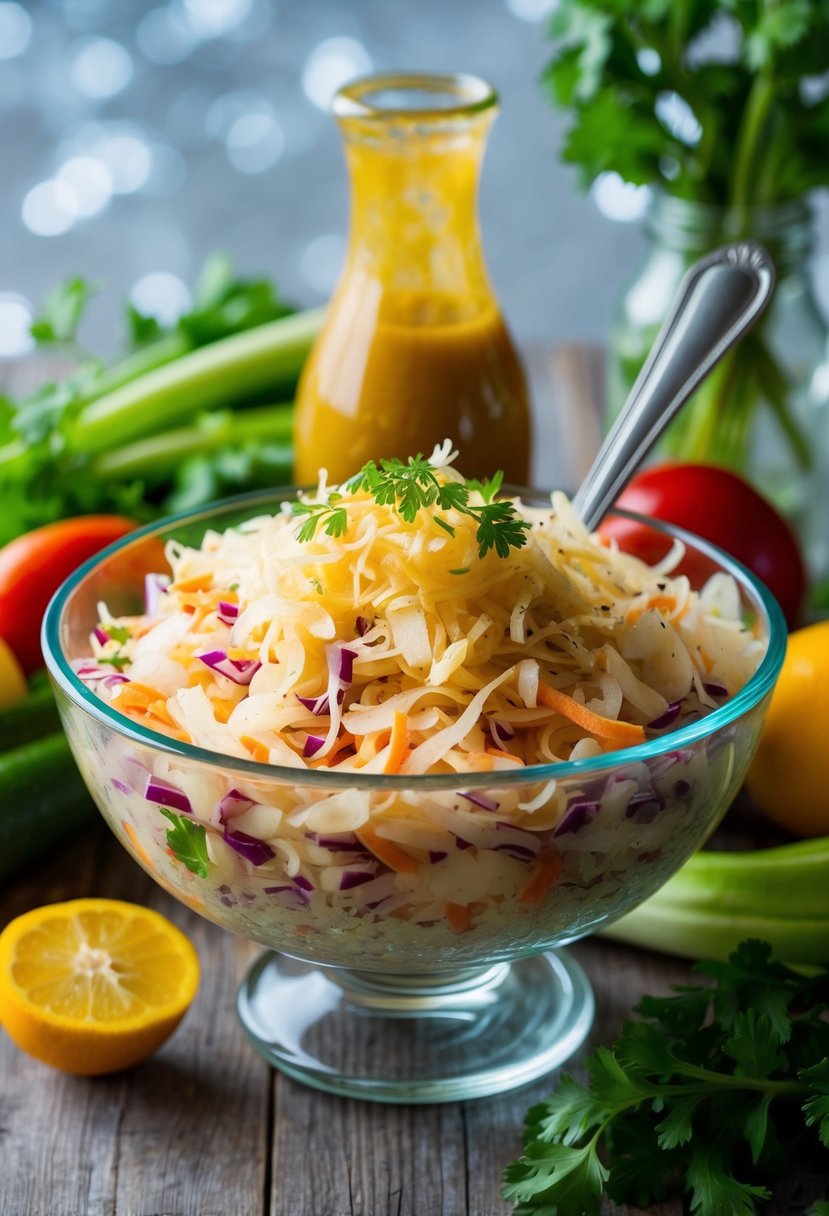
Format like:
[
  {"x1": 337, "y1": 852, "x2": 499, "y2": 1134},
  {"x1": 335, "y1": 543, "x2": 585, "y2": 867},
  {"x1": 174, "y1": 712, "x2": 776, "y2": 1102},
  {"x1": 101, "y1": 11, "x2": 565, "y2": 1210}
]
[{"x1": 333, "y1": 72, "x2": 498, "y2": 122}]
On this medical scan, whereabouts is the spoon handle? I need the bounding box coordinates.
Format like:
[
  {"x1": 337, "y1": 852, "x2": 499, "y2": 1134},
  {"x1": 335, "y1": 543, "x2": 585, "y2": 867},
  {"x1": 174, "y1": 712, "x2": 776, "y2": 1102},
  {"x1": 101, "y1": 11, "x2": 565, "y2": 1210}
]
[{"x1": 571, "y1": 242, "x2": 775, "y2": 532}]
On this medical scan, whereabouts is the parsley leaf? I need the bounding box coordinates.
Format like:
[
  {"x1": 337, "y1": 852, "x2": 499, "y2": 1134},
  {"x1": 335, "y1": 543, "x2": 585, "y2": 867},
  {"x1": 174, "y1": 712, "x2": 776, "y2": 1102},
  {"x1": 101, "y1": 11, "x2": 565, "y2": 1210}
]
[
  {"x1": 466, "y1": 470, "x2": 504, "y2": 503},
  {"x1": 471, "y1": 500, "x2": 531, "y2": 558},
  {"x1": 291, "y1": 494, "x2": 348, "y2": 541},
  {"x1": 504, "y1": 940, "x2": 829, "y2": 1215},
  {"x1": 685, "y1": 1149, "x2": 771, "y2": 1216},
  {"x1": 542, "y1": 0, "x2": 829, "y2": 204},
  {"x1": 297, "y1": 453, "x2": 530, "y2": 560},
  {"x1": 158, "y1": 808, "x2": 210, "y2": 878},
  {"x1": 502, "y1": 1141, "x2": 607, "y2": 1215},
  {"x1": 802, "y1": 1059, "x2": 829, "y2": 1148}
]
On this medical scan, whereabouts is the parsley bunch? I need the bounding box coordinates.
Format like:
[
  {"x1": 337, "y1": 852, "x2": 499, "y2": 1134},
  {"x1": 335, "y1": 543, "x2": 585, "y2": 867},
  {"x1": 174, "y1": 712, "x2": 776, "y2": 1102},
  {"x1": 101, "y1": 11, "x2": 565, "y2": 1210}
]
[
  {"x1": 544, "y1": 1, "x2": 829, "y2": 210},
  {"x1": 292, "y1": 453, "x2": 531, "y2": 561},
  {"x1": 504, "y1": 941, "x2": 829, "y2": 1215}
]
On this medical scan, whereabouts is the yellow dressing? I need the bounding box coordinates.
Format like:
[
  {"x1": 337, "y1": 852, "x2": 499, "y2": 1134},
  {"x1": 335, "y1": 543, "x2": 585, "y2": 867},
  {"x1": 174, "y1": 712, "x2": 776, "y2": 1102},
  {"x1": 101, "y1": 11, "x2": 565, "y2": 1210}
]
[{"x1": 293, "y1": 73, "x2": 531, "y2": 485}]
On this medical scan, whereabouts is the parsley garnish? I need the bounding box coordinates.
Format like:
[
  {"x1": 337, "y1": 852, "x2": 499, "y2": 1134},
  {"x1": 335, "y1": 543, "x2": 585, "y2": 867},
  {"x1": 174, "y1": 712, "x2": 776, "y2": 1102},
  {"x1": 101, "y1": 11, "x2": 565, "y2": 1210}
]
[
  {"x1": 295, "y1": 454, "x2": 530, "y2": 560},
  {"x1": 504, "y1": 941, "x2": 829, "y2": 1215},
  {"x1": 290, "y1": 492, "x2": 348, "y2": 541},
  {"x1": 158, "y1": 808, "x2": 210, "y2": 878},
  {"x1": 105, "y1": 624, "x2": 131, "y2": 644}
]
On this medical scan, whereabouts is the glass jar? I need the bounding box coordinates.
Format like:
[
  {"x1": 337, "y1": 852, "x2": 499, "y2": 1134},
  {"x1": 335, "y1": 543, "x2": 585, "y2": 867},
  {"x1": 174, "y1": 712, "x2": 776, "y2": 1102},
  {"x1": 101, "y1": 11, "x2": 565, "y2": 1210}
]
[
  {"x1": 293, "y1": 72, "x2": 531, "y2": 486},
  {"x1": 608, "y1": 193, "x2": 829, "y2": 584}
]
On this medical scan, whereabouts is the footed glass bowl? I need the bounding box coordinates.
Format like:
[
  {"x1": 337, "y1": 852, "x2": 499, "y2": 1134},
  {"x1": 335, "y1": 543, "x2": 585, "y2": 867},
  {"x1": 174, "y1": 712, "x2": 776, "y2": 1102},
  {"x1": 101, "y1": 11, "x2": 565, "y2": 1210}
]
[{"x1": 42, "y1": 489, "x2": 785, "y2": 1103}]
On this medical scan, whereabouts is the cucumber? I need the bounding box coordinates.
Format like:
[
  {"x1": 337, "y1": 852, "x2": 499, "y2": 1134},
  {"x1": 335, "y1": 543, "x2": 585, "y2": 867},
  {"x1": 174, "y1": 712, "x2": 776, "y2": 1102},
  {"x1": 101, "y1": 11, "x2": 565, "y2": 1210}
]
[
  {"x1": 0, "y1": 733, "x2": 96, "y2": 884},
  {"x1": 0, "y1": 681, "x2": 61, "y2": 752}
]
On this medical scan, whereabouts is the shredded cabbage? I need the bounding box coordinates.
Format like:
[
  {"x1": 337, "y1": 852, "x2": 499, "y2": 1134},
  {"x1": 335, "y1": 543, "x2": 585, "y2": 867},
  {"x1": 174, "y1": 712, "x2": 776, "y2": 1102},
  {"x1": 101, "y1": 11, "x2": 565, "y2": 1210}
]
[{"x1": 80, "y1": 446, "x2": 765, "y2": 944}]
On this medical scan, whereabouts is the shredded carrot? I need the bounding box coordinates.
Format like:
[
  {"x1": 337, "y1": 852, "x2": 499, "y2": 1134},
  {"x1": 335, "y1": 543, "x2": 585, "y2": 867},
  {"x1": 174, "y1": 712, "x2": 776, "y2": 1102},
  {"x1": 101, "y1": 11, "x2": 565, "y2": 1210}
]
[
  {"x1": 147, "y1": 699, "x2": 179, "y2": 729},
  {"x1": 173, "y1": 573, "x2": 214, "y2": 593},
  {"x1": 123, "y1": 821, "x2": 153, "y2": 869},
  {"x1": 210, "y1": 698, "x2": 234, "y2": 724},
  {"x1": 383, "y1": 711, "x2": 410, "y2": 774},
  {"x1": 112, "y1": 682, "x2": 164, "y2": 711},
  {"x1": 322, "y1": 732, "x2": 357, "y2": 768},
  {"x1": 537, "y1": 681, "x2": 646, "y2": 744},
  {"x1": 357, "y1": 824, "x2": 420, "y2": 873},
  {"x1": 444, "y1": 901, "x2": 473, "y2": 934},
  {"x1": 626, "y1": 594, "x2": 678, "y2": 625},
  {"x1": 518, "y1": 849, "x2": 563, "y2": 905},
  {"x1": 240, "y1": 734, "x2": 270, "y2": 763},
  {"x1": 389, "y1": 903, "x2": 412, "y2": 921}
]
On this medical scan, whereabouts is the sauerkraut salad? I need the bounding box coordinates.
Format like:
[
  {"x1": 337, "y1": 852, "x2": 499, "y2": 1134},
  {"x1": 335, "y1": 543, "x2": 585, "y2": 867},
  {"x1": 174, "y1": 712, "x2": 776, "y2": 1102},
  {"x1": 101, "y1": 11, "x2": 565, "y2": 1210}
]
[{"x1": 75, "y1": 443, "x2": 764, "y2": 950}]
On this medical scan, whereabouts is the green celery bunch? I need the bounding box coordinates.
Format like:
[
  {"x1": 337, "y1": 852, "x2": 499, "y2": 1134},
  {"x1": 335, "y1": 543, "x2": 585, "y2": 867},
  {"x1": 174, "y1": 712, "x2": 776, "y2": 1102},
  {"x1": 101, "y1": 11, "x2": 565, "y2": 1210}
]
[{"x1": 0, "y1": 256, "x2": 323, "y2": 543}]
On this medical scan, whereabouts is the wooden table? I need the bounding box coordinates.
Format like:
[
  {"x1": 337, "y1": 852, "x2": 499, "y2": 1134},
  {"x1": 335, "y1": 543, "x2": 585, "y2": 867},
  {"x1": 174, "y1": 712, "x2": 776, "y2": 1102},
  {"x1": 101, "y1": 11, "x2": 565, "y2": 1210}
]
[
  {"x1": 1, "y1": 350, "x2": 824, "y2": 1214},
  {"x1": 0, "y1": 827, "x2": 694, "y2": 1216},
  {"x1": 2, "y1": 820, "x2": 825, "y2": 1216}
]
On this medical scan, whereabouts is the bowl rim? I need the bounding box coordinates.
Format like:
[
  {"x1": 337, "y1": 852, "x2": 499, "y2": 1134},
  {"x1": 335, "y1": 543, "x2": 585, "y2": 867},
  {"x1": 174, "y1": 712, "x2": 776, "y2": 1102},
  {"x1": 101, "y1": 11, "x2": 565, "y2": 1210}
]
[{"x1": 42, "y1": 485, "x2": 787, "y2": 791}]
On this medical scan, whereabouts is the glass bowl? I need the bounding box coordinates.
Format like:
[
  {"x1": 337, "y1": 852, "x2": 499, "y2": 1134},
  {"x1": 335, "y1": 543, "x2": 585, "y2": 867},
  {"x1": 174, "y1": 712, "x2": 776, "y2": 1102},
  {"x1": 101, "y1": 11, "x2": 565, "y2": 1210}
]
[{"x1": 42, "y1": 488, "x2": 785, "y2": 1103}]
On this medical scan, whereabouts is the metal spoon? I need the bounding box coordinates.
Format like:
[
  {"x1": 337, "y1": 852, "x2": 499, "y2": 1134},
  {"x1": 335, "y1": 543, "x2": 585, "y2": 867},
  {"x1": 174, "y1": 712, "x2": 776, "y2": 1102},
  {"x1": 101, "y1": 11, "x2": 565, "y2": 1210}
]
[{"x1": 571, "y1": 242, "x2": 775, "y2": 532}]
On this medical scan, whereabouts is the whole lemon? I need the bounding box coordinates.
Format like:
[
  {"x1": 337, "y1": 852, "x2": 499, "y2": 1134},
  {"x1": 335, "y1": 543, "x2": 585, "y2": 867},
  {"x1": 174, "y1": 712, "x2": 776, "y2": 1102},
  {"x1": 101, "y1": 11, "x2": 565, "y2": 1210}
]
[{"x1": 746, "y1": 621, "x2": 829, "y2": 837}]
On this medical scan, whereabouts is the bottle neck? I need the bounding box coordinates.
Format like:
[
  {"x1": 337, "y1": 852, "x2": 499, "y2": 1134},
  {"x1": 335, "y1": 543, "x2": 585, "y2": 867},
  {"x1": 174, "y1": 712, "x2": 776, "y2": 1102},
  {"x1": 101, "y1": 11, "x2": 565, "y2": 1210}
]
[
  {"x1": 333, "y1": 75, "x2": 499, "y2": 325},
  {"x1": 646, "y1": 192, "x2": 813, "y2": 271}
]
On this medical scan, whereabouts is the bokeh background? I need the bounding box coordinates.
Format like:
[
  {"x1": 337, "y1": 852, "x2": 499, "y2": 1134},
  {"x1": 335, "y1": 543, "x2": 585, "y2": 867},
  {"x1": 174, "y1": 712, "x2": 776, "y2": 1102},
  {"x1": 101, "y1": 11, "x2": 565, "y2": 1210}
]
[{"x1": 2, "y1": 0, "x2": 829, "y2": 360}]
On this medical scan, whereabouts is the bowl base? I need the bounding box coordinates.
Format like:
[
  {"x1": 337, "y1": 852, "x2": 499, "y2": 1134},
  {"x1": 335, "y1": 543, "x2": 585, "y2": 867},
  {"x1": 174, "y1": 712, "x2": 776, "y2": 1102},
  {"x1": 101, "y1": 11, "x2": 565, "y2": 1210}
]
[{"x1": 236, "y1": 949, "x2": 594, "y2": 1103}]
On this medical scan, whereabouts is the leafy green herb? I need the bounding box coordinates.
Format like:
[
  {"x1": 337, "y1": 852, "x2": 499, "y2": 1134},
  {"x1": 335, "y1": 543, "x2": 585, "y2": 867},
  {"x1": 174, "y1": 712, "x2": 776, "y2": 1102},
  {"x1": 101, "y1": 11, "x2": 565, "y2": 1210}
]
[
  {"x1": 542, "y1": 3, "x2": 829, "y2": 480},
  {"x1": 315, "y1": 453, "x2": 533, "y2": 559},
  {"x1": 158, "y1": 808, "x2": 210, "y2": 878},
  {"x1": 104, "y1": 624, "x2": 131, "y2": 645},
  {"x1": 466, "y1": 470, "x2": 504, "y2": 502},
  {"x1": 504, "y1": 941, "x2": 829, "y2": 1215},
  {"x1": 543, "y1": 1, "x2": 829, "y2": 208},
  {"x1": 291, "y1": 493, "x2": 349, "y2": 541}
]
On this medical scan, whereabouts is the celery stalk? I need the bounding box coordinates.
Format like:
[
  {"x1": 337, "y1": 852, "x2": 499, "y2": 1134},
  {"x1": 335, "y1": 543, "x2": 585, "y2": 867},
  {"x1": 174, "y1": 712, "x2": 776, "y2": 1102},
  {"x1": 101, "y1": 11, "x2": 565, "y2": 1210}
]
[
  {"x1": 67, "y1": 307, "x2": 324, "y2": 457},
  {"x1": 601, "y1": 901, "x2": 829, "y2": 966},
  {"x1": 641, "y1": 839, "x2": 829, "y2": 919},
  {"x1": 90, "y1": 403, "x2": 294, "y2": 480},
  {"x1": 599, "y1": 838, "x2": 829, "y2": 964}
]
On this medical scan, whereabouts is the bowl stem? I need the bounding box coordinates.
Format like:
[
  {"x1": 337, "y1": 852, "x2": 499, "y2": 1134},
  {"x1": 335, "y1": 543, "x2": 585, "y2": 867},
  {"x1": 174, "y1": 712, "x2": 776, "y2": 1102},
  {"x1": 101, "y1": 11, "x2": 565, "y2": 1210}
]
[{"x1": 236, "y1": 949, "x2": 595, "y2": 1103}]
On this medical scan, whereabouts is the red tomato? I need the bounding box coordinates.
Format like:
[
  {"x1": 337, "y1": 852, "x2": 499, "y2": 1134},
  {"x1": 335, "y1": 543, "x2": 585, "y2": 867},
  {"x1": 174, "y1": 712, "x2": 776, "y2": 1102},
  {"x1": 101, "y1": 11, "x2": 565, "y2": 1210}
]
[
  {"x1": 0, "y1": 516, "x2": 136, "y2": 673},
  {"x1": 599, "y1": 464, "x2": 805, "y2": 628}
]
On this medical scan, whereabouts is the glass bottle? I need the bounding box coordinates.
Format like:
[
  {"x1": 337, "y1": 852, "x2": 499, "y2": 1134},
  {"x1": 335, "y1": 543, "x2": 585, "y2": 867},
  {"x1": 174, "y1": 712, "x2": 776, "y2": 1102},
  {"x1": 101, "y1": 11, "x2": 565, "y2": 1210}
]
[
  {"x1": 293, "y1": 72, "x2": 531, "y2": 486},
  {"x1": 608, "y1": 193, "x2": 829, "y2": 584}
]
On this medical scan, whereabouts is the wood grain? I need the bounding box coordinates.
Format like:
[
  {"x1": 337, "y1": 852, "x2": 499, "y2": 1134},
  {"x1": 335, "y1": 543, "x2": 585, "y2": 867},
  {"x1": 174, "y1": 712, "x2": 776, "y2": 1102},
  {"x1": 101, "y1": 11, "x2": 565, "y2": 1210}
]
[{"x1": 1, "y1": 821, "x2": 826, "y2": 1215}]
